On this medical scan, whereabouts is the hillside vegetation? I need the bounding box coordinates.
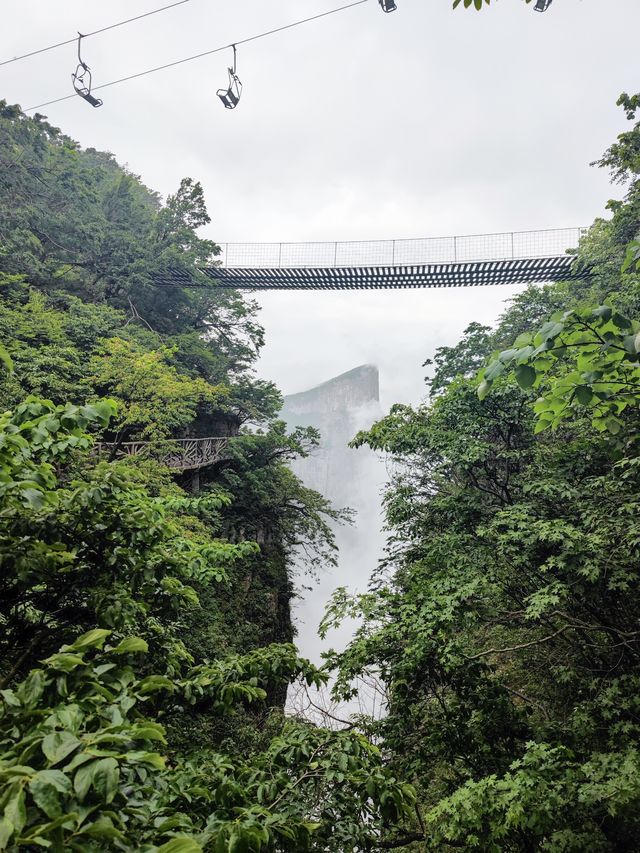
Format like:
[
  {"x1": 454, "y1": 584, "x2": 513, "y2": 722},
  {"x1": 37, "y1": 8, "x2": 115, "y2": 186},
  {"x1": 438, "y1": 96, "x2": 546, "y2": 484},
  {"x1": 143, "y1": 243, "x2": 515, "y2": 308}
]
[
  {"x1": 1, "y1": 90, "x2": 640, "y2": 851},
  {"x1": 324, "y1": 92, "x2": 640, "y2": 850},
  {"x1": 0, "y1": 102, "x2": 412, "y2": 852}
]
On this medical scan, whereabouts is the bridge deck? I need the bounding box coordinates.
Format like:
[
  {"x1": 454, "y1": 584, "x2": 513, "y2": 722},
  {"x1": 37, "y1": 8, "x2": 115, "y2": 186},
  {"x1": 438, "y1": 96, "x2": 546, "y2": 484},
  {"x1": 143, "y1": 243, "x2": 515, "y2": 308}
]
[
  {"x1": 153, "y1": 228, "x2": 589, "y2": 290},
  {"x1": 199, "y1": 256, "x2": 583, "y2": 290}
]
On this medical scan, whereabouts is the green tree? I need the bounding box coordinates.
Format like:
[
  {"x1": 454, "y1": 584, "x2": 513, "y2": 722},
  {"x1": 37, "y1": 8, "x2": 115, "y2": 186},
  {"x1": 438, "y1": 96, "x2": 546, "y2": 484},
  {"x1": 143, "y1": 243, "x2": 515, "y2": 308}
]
[{"x1": 323, "y1": 94, "x2": 640, "y2": 850}]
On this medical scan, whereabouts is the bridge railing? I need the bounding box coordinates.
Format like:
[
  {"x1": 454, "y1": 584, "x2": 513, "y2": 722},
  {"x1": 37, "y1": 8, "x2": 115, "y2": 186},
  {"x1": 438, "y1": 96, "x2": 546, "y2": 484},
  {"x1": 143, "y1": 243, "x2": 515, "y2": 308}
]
[{"x1": 219, "y1": 227, "x2": 587, "y2": 269}]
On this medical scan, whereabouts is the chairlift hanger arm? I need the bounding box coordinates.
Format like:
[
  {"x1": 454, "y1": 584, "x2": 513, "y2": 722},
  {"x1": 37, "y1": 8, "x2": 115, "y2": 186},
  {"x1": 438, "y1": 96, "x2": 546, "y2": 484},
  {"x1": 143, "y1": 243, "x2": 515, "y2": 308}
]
[
  {"x1": 71, "y1": 32, "x2": 103, "y2": 107},
  {"x1": 217, "y1": 43, "x2": 242, "y2": 109},
  {"x1": 76, "y1": 32, "x2": 86, "y2": 67}
]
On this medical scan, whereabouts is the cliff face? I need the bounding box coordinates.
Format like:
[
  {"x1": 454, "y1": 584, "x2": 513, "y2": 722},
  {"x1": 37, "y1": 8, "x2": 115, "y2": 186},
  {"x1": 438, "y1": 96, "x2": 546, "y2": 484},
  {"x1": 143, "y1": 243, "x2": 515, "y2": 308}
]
[
  {"x1": 281, "y1": 365, "x2": 385, "y2": 664},
  {"x1": 283, "y1": 365, "x2": 379, "y2": 416},
  {"x1": 281, "y1": 365, "x2": 381, "y2": 508}
]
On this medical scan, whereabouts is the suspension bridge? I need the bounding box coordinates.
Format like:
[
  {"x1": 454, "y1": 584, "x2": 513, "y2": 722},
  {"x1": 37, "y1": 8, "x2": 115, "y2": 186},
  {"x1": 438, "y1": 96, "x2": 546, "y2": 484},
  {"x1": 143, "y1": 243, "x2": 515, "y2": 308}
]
[{"x1": 158, "y1": 227, "x2": 589, "y2": 290}]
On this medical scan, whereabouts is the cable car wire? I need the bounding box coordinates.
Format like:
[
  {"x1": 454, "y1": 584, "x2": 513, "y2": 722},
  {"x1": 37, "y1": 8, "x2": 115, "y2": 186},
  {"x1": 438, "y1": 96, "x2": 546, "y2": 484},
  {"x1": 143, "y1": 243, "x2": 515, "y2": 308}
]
[
  {"x1": 24, "y1": 0, "x2": 370, "y2": 112},
  {"x1": 0, "y1": 0, "x2": 194, "y2": 68}
]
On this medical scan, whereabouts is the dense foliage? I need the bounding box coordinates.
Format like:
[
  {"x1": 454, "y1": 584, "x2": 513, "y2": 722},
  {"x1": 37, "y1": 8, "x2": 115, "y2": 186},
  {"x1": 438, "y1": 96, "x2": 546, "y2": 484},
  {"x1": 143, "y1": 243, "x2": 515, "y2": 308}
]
[
  {"x1": 322, "y1": 93, "x2": 640, "y2": 850},
  {"x1": 3, "y1": 77, "x2": 640, "y2": 851},
  {"x1": 0, "y1": 102, "x2": 419, "y2": 850}
]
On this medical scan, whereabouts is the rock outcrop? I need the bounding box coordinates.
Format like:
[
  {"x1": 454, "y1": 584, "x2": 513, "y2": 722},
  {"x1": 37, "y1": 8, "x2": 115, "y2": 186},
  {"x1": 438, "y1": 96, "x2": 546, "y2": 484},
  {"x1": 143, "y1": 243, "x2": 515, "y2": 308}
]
[
  {"x1": 281, "y1": 365, "x2": 385, "y2": 664},
  {"x1": 281, "y1": 365, "x2": 381, "y2": 507}
]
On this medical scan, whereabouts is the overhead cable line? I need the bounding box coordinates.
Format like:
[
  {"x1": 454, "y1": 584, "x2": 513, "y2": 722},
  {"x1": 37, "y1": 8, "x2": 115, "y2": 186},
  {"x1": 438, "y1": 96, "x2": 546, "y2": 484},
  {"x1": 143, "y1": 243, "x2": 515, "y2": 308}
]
[
  {"x1": 0, "y1": 0, "x2": 193, "y2": 68},
  {"x1": 25, "y1": 0, "x2": 370, "y2": 112}
]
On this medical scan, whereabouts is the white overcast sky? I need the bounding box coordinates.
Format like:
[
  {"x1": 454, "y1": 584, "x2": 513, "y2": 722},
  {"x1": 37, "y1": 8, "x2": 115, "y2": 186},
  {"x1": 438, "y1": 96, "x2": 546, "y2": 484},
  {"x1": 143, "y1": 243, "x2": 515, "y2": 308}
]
[{"x1": 1, "y1": 0, "x2": 638, "y2": 408}]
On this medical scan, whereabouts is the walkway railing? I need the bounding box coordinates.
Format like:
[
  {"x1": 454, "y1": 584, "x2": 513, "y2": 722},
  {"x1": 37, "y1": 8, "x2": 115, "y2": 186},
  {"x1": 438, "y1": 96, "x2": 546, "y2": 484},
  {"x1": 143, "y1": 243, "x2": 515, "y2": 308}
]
[
  {"x1": 95, "y1": 437, "x2": 229, "y2": 471},
  {"x1": 219, "y1": 227, "x2": 587, "y2": 269}
]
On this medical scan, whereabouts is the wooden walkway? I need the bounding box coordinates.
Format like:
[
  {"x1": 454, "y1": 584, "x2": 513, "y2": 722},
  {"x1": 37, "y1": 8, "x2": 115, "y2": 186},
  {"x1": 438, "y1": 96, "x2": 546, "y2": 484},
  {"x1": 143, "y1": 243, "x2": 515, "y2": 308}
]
[{"x1": 95, "y1": 437, "x2": 229, "y2": 471}]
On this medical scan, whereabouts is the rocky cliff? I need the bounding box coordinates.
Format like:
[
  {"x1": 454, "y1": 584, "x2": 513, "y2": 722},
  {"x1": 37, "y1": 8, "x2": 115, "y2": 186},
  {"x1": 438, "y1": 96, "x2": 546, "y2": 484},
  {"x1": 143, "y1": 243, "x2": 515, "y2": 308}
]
[
  {"x1": 281, "y1": 365, "x2": 381, "y2": 508},
  {"x1": 281, "y1": 365, "x2": 385, "y2": 664}
]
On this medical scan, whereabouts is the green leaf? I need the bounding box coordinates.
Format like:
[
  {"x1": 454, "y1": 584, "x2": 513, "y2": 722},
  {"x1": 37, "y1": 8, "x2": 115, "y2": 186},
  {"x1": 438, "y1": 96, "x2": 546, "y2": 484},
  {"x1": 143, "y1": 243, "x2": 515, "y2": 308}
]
[
  {"x1": 138, "y1": 675, "x2": 174, "y2": 694},
  {"x1": 112, "y1": 637, "x2": 148, "y2": 655},
  {"x1": 513, "y1": 332, "x2": 533, "y2": 347},
  {"x1": 123, "y1": 751, "x2": 165, "y2": 770},
  {"x1": 4, "y1": 786, "x2": 26, "y2": 834},
  {"x1": 91, "y1": 758, "x2": 119, "y2": 804},
  {"x1": 514, "y1": 364, "x2": 536, "y2": 390},
  {"x1": 605, "y1": 416, "x2": 622, "y2": 435},
  {"x1": 0, "y1": 344, "x2": 14, "y2": 374},
  {"x1": 484, "y1": 360, "x2": 505, "y2": 382},
  {"x1": 156, "y1": 839, "x2": 203, "y2": 853},
  {"x1": 477, "y1": 379, "x2": 490, "y2": 401},
  {"x1": 42, "y1": 731, "x2": 81, "y2": 765},
  {"x1": 228, "y1": 834, "x2": 248, "y2": 853},
  {"x1": 29, "y1": 771, "x2": 70, "y2": 819},
  {"x1": 0, "y1": 817, "x2": 13, "y2": 849},
  {"x1": 574, "y1": 385, "x2": 593, "y2": 405},
  {"x1": 533, "y1": 419, "x2": 552, "y2": 434},
  {"x1": 17, "y1": 669, "x2": 45, "y2": 707},
  {"x1": 592, "y1": 305, "x2": 613, "y2": 321},
  {"x1": 539, "y1": 320, "x2": 565, "y2": 340},
  {"x1": 20, "y1": 488, "x2": 45, "y2": 509},
  {"x1": 0, "y1": 689, "x2": 20, "y2": 708},
  {"x1": 68, "y1": 630, "x2": 111, "y2": 652},
  {"x1": 42, "y1": 653, "x2": 85, "y2": 673},
  {"x1": 74, "y1": 760, "x2": 97, "y2": 802},
  {"x1": 78, "y1": 816, "x2": 124, "y2": 841},
  {"x1": 612, "y1": 312, "x2": 632, "y2": 329}
]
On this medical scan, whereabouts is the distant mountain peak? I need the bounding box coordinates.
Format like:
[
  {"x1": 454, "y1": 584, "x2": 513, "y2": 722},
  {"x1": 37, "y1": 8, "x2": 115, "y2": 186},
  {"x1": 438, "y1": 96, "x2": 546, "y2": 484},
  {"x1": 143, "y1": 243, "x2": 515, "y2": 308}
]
[{"x1": 283, "y1": 365, "x2": 379, "y2": 414}]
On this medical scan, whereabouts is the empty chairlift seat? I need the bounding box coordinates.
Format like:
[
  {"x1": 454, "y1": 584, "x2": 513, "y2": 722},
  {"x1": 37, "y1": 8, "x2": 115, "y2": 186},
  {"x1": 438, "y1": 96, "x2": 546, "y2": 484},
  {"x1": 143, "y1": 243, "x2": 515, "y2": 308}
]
[
  {"x1": 217, "y1": 44, "x2": 242, "y2": 109},
  {"x1": 71, "y1": 33, "x2": 103, "y2": 108}
]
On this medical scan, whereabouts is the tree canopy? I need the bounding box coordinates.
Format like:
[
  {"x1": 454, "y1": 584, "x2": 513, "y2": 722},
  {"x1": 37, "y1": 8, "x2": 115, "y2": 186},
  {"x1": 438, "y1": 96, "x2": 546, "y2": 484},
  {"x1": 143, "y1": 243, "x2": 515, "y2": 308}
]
[{"x1": 322, "y1": 92, "x2": 640, "y2": 850}]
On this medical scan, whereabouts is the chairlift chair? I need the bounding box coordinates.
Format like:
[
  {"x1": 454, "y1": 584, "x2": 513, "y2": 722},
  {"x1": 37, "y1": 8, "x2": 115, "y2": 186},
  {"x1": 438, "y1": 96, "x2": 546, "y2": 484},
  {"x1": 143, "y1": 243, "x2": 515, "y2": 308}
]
[
  {"x1": 379, "y1": 0, "x2": 397, "y2": 11},
  {"x1": 217, "y1": 44, "x2": 242, "y2": 109},
  {"x1": 71, "y1": 33, "x2": 103, "y2": 107},
  {"x1": 534, "y1": 0, "x2": 553, "y2": 10}
]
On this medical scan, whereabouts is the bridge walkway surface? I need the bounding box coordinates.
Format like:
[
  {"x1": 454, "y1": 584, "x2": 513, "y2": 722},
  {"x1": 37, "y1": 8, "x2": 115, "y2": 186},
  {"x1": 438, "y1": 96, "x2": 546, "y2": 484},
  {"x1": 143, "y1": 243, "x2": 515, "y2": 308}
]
[{"x1": 155, "y1": 227, "x2": 590, "y2": 290}]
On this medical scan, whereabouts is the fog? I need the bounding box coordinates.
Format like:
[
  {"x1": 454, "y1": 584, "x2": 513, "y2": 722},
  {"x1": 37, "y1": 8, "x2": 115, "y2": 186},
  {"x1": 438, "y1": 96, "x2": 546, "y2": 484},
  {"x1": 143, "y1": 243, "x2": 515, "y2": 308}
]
[
  {"x1": 2, "y1": 1, "x2": 638, "y2": 412},
  {"x1": 2, "y1": 0, "x2": 639, "y2": 711}
]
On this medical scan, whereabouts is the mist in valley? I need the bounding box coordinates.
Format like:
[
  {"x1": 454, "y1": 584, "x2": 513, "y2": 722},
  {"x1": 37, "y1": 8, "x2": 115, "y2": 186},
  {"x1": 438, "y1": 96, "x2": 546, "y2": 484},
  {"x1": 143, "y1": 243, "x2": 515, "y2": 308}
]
[{"x1": 281, "y1": 365, "x2": 391, "y2": 719}]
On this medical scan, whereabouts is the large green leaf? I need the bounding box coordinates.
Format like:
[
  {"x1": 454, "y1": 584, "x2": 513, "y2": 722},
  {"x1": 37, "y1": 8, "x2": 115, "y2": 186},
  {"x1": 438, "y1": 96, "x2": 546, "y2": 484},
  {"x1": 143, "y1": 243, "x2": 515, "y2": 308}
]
[
  {"x1": 42, "y1": 731, "x2": 81, "y2": 766},
  {"x1": 68, "y1": 630, "x2": 111, "y2": 652},
  {"x1": 112, "y1": 637, "x2": 148, "y2": 655},
  {"x1": 514, "y1": 364, "x2": 536, "y2": 390},
  {"x1": 156, "y1": 838, "x2": 203, "y2": 853},
  {"x1": 4, "y1": 785, "x2": 26, "y2": 834},
  {"x1": 29, "y1": 770, "x2": 71, "y2": 820},
  {"x1": 91, "y1": 758, "x2": 119, "y2": 805}
]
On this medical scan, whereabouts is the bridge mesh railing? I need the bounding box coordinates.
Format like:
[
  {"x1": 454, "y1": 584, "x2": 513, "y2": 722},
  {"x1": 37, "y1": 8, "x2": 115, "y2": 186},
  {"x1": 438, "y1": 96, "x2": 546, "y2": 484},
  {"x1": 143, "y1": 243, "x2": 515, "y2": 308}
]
[{"x1": 219, "y1": 227, "x2": 586, "y2": 269}]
